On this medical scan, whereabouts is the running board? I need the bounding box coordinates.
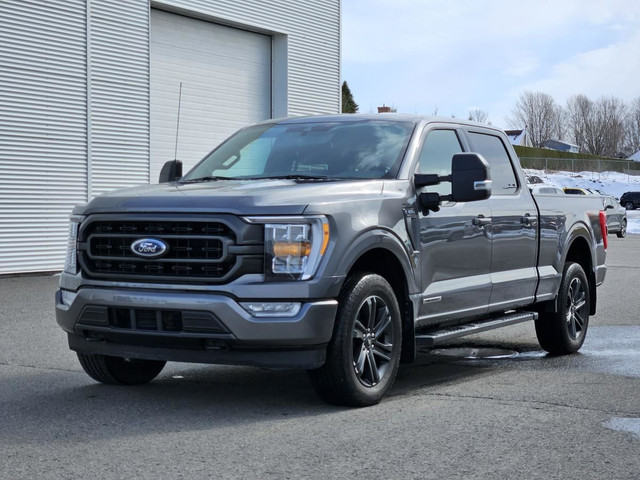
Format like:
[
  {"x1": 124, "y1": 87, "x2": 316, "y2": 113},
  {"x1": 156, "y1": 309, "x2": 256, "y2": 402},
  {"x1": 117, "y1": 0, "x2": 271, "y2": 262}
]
[{"x1": 415, "y1": 311, "x2": 538, "y2": 347}]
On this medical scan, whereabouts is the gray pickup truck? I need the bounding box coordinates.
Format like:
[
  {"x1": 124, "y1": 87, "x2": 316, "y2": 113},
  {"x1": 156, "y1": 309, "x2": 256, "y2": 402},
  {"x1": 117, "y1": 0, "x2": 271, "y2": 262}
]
[{"x1": 55, "y1": 115, "x2": 608, "y2": 406}]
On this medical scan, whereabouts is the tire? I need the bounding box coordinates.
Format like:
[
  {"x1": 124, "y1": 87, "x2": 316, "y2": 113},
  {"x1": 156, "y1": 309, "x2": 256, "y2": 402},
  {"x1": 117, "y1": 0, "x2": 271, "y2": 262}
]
[
  {"x1": 624, "y1": 202, "x2": 634, "y2": 210},
  {"x1": 77, "y1": 353, "x2": 166, "y2": 385},
  {"x1": 617, "y1": 219, "x2": 627, "y2": 238},
  {"x1": 308, "y1": 273, "x2": 402, "y2": 407},
  {"x1": 535, "y1": 262, "x2": 590, "y2": 354}
]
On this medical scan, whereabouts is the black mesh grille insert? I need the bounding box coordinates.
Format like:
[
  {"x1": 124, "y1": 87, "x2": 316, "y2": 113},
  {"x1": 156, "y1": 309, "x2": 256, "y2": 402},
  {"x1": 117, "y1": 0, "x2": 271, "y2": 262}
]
[{"x1": 79, "y1": 218, "x2": 263, "y2": 283}]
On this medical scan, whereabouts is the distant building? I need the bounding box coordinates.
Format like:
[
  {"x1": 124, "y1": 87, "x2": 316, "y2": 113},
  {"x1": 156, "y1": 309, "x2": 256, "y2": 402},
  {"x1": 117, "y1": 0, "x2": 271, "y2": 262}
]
[
  {"x1": 629, "y1": 150, "x2": 640, "y2": 162},
  {"x1": 378, "y1": 105, "x2": 393, "y2": 113},
  {"x1": 504, "y1": 128, "x2": 533, "y2": 147},
  {"x1": 544, "y1": 139, "x2": 580, "y2": 154}
]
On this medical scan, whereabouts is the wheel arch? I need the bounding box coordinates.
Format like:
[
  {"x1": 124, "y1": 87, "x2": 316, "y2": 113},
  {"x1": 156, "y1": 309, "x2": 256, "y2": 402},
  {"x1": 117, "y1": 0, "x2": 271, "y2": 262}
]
[
  {"x1": 338, "y1": 231, "x2": 418, "y2": 363},
  {"x1": 562, "y1": 234, "x2": 597, "y2": 315}
]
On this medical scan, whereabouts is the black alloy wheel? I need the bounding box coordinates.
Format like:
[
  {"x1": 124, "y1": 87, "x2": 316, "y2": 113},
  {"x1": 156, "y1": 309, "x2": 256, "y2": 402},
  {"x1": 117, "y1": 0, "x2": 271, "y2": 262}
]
[
  {"x1": 564, "y1": 275, "x2": 588, "y2": 341},
  {"x1": 308, "y1": 273, "x2": 402, "y2": 407},
  {"x1": 535, "y1": 262, "x2": 590, "y2": 354},
  {"x1": 352, "y1": 294, "x2": 394, "y2": 388}
]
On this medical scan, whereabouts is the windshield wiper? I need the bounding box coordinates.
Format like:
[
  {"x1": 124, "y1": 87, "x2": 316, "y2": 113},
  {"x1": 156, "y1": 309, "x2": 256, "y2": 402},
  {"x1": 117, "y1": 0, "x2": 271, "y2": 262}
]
[
  {"x1": 181, "y1": 176, "x2": 231, "y2": 183},
  {"x1": 253, "y1": 174, "x2": 333, "y2": 181}
]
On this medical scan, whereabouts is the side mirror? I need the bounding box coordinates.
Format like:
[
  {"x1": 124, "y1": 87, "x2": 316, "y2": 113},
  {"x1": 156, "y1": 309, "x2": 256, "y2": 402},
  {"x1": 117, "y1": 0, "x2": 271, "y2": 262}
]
[
  {"x1": 450, "y1": 153, "x2": 492, "y2": 203},
  {"x1": 414, "y1": 152, "x2": 491, "y2": 215},
  {"x1": 159, "y1": 160, "x2": 183, "y2": 183},
  {"x1": 605, "y1": 204, "x2": 614, "y2": 210}
]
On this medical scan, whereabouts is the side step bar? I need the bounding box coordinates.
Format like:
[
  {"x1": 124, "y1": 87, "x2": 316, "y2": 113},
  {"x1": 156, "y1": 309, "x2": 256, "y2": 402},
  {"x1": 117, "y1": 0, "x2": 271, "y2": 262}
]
[{"x1": 415, "y1": 311, "x2": 538, "y2": 347}]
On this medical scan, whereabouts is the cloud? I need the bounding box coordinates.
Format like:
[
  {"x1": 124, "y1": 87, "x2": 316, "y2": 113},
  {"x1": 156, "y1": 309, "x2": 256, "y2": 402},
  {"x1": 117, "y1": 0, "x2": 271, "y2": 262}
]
[
  {"x1": 343, "y1": 0, "x2": 640, "y2": 63},
  {"x1": 342, "y1": 0, "x2": 640, "y2": 128},
  {"x1": 513, "y1": 30, "x2": 640, "y2": 105},
  {"x1": 504, "y1": 55, "x2": 541, "y2": 78}
]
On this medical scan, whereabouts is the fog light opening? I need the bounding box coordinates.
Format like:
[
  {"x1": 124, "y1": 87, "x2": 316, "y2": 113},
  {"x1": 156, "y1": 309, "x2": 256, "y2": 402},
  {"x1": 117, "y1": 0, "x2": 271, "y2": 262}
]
[{"x1": 240, "y1": 302, "x2": 302, "y2": 318}]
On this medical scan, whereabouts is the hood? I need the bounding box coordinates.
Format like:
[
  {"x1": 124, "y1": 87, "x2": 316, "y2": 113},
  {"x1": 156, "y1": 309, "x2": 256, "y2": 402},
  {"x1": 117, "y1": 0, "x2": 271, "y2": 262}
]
[{"x1": 76, "y1": 179, "x2": 384, "y2": 216}]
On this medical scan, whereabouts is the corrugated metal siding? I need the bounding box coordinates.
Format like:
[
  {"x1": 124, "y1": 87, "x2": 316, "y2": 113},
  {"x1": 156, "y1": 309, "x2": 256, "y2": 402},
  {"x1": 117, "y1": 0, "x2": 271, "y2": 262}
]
[
  {"x1": 150, "y1": 9, "x2": 271, "y2": 180},
  {"x1": 0, "y1": 0, "x2": 88, "y2": 274},
  {"x1": 1, "y1": 0, "x2": 339, "y2": 275},
  {"x1": 153, "y1": 0, "x2": 341, "y2": 116},
  {"x1": 89, "y1": 0, "x2": 150, "y2": 195}
]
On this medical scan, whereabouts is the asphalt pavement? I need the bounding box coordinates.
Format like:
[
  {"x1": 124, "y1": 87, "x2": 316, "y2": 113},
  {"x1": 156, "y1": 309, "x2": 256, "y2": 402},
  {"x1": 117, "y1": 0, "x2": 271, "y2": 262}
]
[{"x1": 1, "y1": 236, "x2": 638, "y2": 479}]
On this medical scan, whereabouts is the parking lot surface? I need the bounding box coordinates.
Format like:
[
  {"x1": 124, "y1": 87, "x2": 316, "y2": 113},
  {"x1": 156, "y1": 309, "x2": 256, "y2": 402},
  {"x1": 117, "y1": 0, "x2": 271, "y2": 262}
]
[{"x1": 1, "y1": 236, "x2": 638, "y2": 479}]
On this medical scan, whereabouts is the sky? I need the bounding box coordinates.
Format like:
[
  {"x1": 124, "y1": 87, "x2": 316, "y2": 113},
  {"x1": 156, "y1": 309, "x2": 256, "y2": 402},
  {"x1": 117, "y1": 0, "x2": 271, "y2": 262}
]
[{"x1": 341, "y1": 0, "x2": 640, "y2": 129}]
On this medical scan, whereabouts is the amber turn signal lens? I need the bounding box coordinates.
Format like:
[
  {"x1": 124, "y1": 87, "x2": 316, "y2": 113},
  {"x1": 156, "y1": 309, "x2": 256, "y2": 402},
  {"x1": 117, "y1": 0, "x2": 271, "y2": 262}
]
[
  {"x1": 320, "y1": 222, "x2": 330, "y2": 255},
  {"x1": 273, "y1": 241, "x2": 312, "y2": 257}
]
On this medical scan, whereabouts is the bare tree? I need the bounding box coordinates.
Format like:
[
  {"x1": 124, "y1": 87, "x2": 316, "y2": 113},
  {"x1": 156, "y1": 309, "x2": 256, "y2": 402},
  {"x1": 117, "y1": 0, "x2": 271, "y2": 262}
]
[
  {"x1": 565, "y1": 94, "x2": 592, "y2": 152},
  {"x1": 625, "y1": 97, "x2": 640, "y2": 154},
  {"x1": 508, "y1": 91, "x2": 561, "y2": 148},
  {"x1": 468, "y1": 109, "x2": 489, "y2": 123},
  {"x1": 595, "y1": 96, "x2": 626, "y2": 156},
  {"x1": 552, "y1": 104, "x2": 566, "y2": 141},
  {"x1": 566, "y1": 95, "x2": 626, "y2": 156}
]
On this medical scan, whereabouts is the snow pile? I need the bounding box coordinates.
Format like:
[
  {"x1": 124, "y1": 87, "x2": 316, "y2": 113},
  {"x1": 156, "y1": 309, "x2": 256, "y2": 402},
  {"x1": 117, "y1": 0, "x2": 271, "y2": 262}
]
[
  {"x1": 523, "y1": 168, "x2": 640, "y2": 235},
  {"x1": 627, "y1": 211, "x2": 640, "y2": 235}
]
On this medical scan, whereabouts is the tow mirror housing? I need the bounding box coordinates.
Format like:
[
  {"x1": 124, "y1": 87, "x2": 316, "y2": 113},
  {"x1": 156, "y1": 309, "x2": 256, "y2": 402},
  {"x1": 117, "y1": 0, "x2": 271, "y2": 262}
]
[
  {"x1": 414, "y1": 152, "x2": 491, "y2": 215},
  {"x1": 159, "y1": 160, "x2": 183, "y2": 183},
  {"x1": 450, "y1": 153, "x2": 491, "y2": 203}
]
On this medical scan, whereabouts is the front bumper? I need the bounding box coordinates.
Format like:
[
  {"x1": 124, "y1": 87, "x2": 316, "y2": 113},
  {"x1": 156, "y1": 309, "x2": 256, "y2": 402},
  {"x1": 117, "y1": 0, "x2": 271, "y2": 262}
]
[{"x1": 55, "y1": 287, "x2": 338, "y2": 369}]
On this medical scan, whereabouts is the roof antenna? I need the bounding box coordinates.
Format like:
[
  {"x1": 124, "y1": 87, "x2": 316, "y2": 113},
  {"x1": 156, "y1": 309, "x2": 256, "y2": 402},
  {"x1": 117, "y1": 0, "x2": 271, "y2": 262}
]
[
  {"x1": 174, "y1": 81, "x2": 183, "y2": 163},
  {"x1": 159, "y1": 83, "x2": 184, "y2": 182}
]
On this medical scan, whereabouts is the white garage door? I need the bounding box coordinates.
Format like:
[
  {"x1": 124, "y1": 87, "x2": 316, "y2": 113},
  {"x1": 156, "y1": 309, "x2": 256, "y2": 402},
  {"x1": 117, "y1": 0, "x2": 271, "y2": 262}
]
[{"x1": 150, "y1": 9, "x2": 272, "y2": 182}]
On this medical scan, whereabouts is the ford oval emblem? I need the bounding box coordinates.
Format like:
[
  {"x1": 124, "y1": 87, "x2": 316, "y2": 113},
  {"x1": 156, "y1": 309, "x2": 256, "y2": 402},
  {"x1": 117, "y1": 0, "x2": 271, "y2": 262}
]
[{"x1": 130, "y1": 238, "x2": 168, "y2": 258}]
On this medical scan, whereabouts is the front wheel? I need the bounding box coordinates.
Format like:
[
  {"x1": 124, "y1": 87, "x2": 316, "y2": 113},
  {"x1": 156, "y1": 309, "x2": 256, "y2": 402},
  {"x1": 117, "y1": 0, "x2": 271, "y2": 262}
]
[
  {"x1": 77, "y1": 353, "x2": 166, "y2": 385},
  {"x1": 308, "y1": 273, "x2": 402, "y2": 407},
  {"x1": 535, "y1": 262, "x2": 590, "y2": 354},
  {"x1": 617, "y1": 219, "x2": 627, "y2": 238},
  {"x1": 624, "y1": 202, "x2": 634, "y2": 210}
]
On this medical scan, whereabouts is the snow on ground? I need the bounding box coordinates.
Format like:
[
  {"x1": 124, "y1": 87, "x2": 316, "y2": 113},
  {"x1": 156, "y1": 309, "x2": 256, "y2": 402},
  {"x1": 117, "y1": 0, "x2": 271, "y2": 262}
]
[
  {"x1": 524, "y1": 168, "x2": 640, "y2": 234},
  {"x1": 627, "y1": 210, "x2": 640, "y2": 235}
]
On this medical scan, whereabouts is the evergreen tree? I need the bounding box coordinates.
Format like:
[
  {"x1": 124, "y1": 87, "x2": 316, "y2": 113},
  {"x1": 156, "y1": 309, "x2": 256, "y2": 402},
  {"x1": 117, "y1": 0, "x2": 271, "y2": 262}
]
[{"x1": 341, "y1": 81, "x2": 359, "y2": 113}]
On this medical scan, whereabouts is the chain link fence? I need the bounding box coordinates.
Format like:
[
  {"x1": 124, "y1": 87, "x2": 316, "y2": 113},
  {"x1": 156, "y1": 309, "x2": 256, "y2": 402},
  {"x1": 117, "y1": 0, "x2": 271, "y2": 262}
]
[{"x1": 518, "y1": 157, "x2": 640, "y2": 176}]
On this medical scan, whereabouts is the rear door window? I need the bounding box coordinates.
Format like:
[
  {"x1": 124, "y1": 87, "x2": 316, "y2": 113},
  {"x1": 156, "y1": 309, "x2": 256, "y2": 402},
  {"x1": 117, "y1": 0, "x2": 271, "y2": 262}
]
[{"x1": 467, "y1": 132, "x2": 518, "y2": 195}]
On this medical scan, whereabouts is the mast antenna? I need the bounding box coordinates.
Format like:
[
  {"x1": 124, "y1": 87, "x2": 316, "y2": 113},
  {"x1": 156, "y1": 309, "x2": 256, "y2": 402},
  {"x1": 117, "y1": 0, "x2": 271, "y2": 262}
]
[{"x1": 174, "y1": 82, "x2": 183, "y2": 163}]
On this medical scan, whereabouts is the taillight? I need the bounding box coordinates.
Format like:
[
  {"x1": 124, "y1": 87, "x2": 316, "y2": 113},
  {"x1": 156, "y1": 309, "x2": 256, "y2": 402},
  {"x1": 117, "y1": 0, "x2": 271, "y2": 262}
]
[{"x1": 599, "y1": 211, "x2": 608, "y2": 250}]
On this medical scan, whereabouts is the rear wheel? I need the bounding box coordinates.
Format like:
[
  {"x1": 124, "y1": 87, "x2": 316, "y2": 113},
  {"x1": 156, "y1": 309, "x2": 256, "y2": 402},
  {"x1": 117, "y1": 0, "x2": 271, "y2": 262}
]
[
  {"x1": 535, "y1": 262, "x2": 590, "y2": 354},
  {"x1": 77, "y1": 353, "x2": 166, "y2": 385},
  {"x1": 617, "y1": 219, "x2": 627, "y2": 238},
  {"x1": 309, "y1": 273, "x2": 402, "y2": 407},
  {"x1": 624, "y1": 202, "x2": 634, "y2": 210}
]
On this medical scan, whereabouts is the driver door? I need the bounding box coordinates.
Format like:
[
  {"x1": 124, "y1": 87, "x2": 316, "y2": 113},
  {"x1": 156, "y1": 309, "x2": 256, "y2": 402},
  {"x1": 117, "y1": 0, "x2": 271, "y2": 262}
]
[{"x1": 415, "y1": 128, "x2": 492, "y2": 326}]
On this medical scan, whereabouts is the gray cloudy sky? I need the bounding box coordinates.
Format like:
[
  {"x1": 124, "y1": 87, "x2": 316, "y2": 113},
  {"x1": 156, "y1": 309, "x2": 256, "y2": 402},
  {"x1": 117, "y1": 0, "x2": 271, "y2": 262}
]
[{"x1": 341, "y1": 0, "x2": 640, "y2": 128}]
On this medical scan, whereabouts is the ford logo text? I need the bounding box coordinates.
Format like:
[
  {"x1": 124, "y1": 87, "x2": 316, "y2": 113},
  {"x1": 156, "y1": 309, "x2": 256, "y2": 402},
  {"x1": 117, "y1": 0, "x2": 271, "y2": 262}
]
[{"x1": 130, "y1": 238, "x2": 168, "y2": 258}]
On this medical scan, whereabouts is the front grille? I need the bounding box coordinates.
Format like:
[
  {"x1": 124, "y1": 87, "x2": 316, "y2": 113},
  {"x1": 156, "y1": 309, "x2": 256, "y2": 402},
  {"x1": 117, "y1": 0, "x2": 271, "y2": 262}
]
[{"x1": 78, "y1": 216, "x2": 263, "y2": 283}]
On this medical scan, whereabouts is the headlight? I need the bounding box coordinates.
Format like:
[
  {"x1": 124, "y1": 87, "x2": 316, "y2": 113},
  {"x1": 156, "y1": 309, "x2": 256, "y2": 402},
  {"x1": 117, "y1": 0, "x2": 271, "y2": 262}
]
[
  {"x1": 63, "y1": 215, "x2": 84, "y2": 275},
  {"x1": 244, "y1": 216, "x2": 330, "y2": 280}
]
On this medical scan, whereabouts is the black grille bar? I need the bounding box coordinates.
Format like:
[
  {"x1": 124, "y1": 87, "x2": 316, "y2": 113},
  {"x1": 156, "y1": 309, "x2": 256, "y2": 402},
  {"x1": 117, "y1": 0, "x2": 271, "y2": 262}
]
[{"x1": 78, "y1": 216, "x2": 263, "y2": 284}]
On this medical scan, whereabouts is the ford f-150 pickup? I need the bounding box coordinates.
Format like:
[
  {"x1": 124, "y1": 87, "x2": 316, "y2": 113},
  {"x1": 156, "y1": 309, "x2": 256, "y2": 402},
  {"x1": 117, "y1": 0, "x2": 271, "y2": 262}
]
[{"x1": 55, "y1": 115, "x2": 607, "y2": 406}]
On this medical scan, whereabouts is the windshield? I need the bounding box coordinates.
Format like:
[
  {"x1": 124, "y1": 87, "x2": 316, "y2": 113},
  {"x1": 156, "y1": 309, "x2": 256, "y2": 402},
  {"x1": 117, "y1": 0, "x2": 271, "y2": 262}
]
[{"x1": 182, "y1": 119, "x2": 415, "y2": 181}]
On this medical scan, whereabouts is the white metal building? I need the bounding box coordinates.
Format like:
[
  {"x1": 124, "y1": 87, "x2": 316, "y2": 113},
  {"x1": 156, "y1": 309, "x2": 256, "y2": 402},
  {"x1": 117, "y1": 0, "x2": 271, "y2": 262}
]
[{"x1": 0, "y1": 0, "x2": 341, "y2": 275}]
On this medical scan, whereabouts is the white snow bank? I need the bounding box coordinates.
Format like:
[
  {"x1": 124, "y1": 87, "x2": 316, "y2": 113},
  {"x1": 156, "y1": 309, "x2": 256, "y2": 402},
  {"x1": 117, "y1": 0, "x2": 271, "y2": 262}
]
[
  {"x1": 524, "y1": 168, "x2": 640, "y2": 235},
  {"x1": 626, "y1": 211, "x2": 640, "y2": 235}
]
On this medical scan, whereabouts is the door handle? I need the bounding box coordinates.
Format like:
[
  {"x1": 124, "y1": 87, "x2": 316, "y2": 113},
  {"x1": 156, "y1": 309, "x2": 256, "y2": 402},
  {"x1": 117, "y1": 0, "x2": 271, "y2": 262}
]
[
  {"x1": 521, "y1": 214, "x2": 532, "y2": 226},
  {"x1": 472, "y1": 215, "x2": 492, "y2": 226}
]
